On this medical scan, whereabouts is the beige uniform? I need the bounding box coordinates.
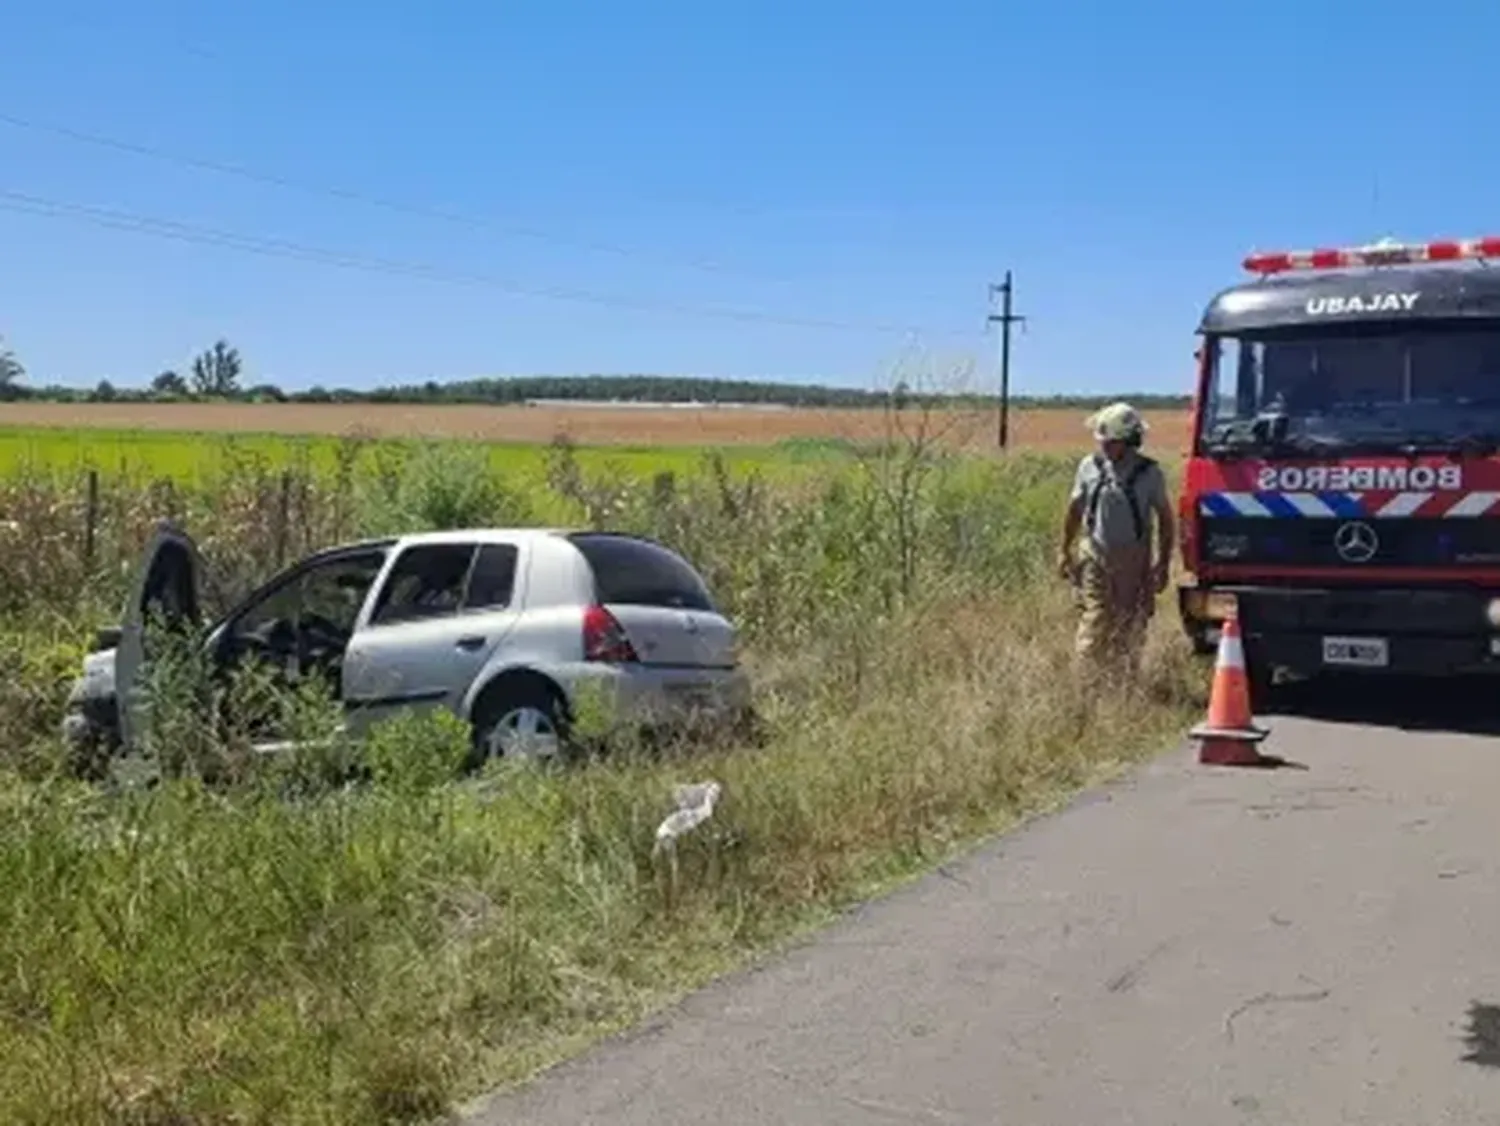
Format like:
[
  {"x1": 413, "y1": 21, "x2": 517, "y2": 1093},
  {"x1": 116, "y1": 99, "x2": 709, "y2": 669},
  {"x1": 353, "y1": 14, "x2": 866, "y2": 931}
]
[{"x1": 1069, "y1": 450, "x2": 1167, "y2": 678}]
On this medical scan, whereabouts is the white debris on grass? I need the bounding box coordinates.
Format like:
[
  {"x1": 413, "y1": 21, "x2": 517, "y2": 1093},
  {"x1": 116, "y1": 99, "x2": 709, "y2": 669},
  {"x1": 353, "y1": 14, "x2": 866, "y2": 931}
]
[{"x1": 652, "y1": 780, "x2": 722, "y2": 857}]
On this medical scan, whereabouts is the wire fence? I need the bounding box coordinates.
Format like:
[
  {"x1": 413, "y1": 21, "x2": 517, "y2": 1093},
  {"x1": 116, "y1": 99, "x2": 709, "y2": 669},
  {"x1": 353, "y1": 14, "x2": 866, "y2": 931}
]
[{"x1": 1, "y1": 464, "x2": 362, "y2": 619}]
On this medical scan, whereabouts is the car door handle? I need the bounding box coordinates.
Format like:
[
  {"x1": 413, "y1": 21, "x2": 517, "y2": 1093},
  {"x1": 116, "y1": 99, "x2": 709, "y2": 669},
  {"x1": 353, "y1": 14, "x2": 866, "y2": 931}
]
[{"x1": 455, "y1": 635, "x2": 486, "y2": 652}]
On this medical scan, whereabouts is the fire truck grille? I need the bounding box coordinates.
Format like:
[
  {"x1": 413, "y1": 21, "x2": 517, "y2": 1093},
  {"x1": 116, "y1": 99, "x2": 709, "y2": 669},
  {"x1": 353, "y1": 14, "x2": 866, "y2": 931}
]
[
  {"x1": 1200, "y1": 517, "x2": 1500, "y2": 569},
  {"x1": 1236, "y1": 586, "x2": 1486, "y2": 634}
]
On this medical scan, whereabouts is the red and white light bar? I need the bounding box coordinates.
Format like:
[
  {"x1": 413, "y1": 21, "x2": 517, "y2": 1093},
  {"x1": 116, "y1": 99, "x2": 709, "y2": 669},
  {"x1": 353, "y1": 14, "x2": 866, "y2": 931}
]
[{"x1": 1243, "y1": 236, "x2": 1500, "y2": 276}]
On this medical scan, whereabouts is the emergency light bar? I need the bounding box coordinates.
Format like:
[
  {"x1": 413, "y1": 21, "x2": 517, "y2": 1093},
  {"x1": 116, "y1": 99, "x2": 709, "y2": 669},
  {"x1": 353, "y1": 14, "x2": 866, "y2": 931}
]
[{"x1": 1243, "y1": 236, "x2": 1500, "y2": 276}]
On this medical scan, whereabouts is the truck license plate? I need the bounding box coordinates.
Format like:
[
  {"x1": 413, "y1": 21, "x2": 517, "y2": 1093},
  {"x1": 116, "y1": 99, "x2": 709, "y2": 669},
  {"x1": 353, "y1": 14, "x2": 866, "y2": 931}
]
[{"x1": 1321, "y1": 636, "x2": 1389, "y2": 668}]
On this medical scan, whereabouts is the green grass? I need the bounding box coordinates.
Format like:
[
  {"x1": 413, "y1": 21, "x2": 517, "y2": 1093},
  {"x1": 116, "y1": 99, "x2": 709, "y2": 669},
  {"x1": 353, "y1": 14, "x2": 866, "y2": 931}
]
[{"x1": 0, "y1": 431, "x2": 1203, "y2": 1124}]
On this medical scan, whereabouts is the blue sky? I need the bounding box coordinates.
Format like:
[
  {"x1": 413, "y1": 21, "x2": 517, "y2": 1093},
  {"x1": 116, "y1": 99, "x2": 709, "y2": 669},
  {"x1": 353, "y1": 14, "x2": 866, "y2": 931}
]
[{"x1": 2, "y1": 1, "x2": 1497, "y2": 395}]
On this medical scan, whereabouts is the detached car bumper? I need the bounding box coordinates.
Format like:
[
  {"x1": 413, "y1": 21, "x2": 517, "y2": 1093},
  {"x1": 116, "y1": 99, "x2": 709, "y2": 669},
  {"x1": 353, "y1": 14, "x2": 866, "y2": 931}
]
[{"x1": 1179, "y1": 583, "x2": 1500, "y2": 677}]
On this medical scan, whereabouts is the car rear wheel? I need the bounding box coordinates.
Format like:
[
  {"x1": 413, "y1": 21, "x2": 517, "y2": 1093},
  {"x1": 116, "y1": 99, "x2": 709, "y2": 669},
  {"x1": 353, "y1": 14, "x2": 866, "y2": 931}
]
[{"x1": 470, "y1": 681, "x2": 570, "y2": 766}]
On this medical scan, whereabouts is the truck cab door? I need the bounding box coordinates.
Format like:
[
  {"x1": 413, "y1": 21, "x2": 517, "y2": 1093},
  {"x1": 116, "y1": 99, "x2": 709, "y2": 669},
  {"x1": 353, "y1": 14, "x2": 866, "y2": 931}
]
[{"x1": 115, "y1": 520, "x2": 203, "y2": 751}]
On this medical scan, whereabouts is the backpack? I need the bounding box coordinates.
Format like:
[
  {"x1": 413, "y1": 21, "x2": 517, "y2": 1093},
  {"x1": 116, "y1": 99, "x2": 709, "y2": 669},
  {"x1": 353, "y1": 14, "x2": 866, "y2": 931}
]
[{"x1": 1085, "y1": 453, "x2": 1156, "y2": 543}]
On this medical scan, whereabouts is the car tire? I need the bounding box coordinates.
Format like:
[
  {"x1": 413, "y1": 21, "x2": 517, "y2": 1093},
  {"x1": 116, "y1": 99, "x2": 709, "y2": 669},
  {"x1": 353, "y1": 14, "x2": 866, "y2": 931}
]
[{"x1": 468, "y1": 680, "x2": 572, "y2": 769}]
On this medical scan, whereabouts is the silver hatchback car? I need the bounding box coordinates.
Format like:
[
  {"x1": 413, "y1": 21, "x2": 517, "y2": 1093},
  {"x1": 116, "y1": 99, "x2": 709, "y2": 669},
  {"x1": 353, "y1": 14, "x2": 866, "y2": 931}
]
[{"x1": 63, "y1": 522, "x2": 752, "y2": 763}]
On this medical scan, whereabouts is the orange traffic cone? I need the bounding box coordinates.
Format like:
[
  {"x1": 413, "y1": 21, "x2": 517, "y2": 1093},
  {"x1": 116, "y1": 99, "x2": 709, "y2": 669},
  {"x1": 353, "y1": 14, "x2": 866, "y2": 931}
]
[{"x1": 1190, "y1": 611, "x2": 1270, "y2": 767}]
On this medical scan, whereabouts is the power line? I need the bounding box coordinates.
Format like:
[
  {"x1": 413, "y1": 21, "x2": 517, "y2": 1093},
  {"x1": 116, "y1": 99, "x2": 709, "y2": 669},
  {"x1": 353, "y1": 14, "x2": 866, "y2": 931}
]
[
  {"x1": 0, "y1": 108, "x2": 802, "y2": 283},
  {"x1": 0, "y1": 188, "x2": 965, "y2": 337}
]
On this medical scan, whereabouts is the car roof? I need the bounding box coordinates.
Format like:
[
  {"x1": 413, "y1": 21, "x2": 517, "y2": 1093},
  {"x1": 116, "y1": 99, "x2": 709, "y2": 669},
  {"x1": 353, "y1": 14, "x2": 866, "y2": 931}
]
[
  {"x1": 295, "y1": 536, "x2": 399, "y2": 563},
  {"x1": 1199, "y1": 260, "x2": 1500, "y2": 334},
  {"x1": 317, "y1": 528, "x2": 691, "y2": 560},
  {"x1": 388, "y1": 527, "x2": 578, "y2": 549}
]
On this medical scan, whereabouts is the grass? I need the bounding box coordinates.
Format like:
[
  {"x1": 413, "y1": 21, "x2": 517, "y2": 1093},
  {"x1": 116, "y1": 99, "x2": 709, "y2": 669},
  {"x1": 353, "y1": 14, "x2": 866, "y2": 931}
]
[{"x1": 0, "y1": 419, "x2": 1204, "y2": 1124}]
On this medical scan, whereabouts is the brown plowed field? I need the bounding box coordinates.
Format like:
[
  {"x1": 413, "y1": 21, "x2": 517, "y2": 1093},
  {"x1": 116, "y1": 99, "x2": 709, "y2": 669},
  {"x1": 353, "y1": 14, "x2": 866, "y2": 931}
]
[{"x1": 0, "y1": 402, "x2": 1194, "y2": 452}]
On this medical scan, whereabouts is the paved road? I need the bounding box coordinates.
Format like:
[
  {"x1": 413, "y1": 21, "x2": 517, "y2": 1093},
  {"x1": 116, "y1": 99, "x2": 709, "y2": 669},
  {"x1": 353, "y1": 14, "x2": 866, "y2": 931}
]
[{"x1": 469, "y1": 682, "x2": 1500, "y2": 1125}]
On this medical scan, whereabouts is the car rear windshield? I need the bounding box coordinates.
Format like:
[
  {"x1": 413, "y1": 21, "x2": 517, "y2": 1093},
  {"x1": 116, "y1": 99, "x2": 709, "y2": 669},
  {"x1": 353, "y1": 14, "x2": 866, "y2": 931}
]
[{"x1": 568, "y1": 534, "x2": 716, "y2": 611}]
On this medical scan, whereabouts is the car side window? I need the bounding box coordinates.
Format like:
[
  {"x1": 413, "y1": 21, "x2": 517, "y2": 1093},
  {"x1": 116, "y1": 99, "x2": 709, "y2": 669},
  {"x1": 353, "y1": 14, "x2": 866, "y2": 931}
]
[
  {"x1": 300, "y1": 554, "x2": 388, "y2": 633},
  {"x1": 569, "y1": 534, "x2": 715, "y2": 611},
  {"x1": 370, "y1": 543, "x2": 479, "y2": 625},
  {"x1": 463, "y1": 543, "x2": 519, "y2": 610},
  {"x1": 230, "y1": 551, "x2": 387, "y2": 642},
  {"x1": 230, "y1": 578, "x2": 300, "y2": 643}
]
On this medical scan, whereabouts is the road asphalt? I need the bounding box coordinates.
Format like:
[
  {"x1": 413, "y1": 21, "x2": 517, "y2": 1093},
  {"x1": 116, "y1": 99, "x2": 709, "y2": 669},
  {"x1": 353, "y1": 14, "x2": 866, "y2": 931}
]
[{"x1": 468, "y1": 680, "x2": 1500, "y2": 1125}]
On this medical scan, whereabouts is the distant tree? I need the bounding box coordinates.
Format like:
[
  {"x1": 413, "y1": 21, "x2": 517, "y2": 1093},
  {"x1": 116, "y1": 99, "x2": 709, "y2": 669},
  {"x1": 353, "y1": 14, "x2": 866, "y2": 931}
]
[
  {"x1": 190, "y1": 339, "x2": 243, "y2": 397},
  {"x1": 90, "y1": 379, "x2": 117, "y2": 402},
  {"x1": 244, "y1": 383, "x2": 287, "y2": 403},
  {"x1": 890, "y1": 380, "x2": 911, "y2": 412},
  {"x1": 151, "y1": 369, "x2": 188, "y2": 397},
  {"x1": 0, "y1": 337, "x2": 25, "y2": 400}
]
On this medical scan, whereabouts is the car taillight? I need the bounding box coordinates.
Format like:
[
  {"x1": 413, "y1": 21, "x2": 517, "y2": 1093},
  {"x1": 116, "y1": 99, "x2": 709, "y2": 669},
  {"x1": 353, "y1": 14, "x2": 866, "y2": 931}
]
[{"x1": 583, "y1": 605, "x2": 638, "y2": 663}]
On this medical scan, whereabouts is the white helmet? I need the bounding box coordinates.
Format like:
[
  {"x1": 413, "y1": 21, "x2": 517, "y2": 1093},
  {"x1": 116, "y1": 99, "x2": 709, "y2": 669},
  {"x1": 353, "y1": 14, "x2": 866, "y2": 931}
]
[{"x1": 1088, "y1": 401, "x2": 1147, "y2": 444}]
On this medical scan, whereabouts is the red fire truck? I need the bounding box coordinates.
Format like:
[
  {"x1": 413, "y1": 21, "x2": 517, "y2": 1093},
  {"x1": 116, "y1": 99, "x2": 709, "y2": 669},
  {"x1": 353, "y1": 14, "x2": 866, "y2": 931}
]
[{"x1": 1177, "y1": 235, "x2": 1500, "y2": 694}]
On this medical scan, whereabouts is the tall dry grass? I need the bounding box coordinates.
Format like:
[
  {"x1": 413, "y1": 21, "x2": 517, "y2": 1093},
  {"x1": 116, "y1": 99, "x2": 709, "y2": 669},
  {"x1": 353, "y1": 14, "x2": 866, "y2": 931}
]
[{"x1": 0, "y1": 425, "x2": 1203, "y2": 1124}]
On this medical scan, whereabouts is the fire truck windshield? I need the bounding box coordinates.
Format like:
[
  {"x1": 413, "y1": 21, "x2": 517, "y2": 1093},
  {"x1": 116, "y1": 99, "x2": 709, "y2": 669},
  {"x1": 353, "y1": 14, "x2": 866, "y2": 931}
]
[{"x1": 1199, "y1": 323, "x2": 1500, "y2": 456}]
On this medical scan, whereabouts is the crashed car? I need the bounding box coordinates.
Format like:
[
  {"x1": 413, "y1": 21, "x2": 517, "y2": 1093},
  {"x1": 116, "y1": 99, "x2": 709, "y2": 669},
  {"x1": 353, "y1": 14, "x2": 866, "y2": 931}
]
[{"x1": 63, "y1": 522, "x2": 753, "y2": 763}]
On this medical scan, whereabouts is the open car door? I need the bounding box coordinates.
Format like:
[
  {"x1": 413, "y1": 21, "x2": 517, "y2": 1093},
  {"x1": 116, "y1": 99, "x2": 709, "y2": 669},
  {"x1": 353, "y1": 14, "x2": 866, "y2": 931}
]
[{"x1": 115, "y1": 520, "x2": 203, "y2": 751}]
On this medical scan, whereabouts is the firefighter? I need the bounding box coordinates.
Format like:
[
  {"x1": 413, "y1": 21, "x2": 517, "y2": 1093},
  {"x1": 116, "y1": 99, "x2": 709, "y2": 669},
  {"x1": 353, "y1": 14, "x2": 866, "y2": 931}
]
[{"x1": 1056, "y1": 402, "x2": 1174, "y2": 682}]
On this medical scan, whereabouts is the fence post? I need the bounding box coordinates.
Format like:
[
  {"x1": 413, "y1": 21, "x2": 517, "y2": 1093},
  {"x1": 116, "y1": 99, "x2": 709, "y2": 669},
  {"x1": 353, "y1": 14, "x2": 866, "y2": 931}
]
[
  {"x1": 274, "y1": 470, "x2": 292, "y2": 568},
  {"x1": 157, "y1": 478, "x2": 178, "y2": 522},
  {"x1": 83, "y1": 468, "x2": 99, "y2": 574},
  {"x1": 297, "y1": 471, "x2": 311, "y2": 553}
]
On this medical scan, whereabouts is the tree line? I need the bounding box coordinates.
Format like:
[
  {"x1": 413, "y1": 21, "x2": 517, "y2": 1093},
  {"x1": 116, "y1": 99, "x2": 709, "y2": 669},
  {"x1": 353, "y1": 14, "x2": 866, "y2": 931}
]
[{"x1": 0, "y1": 336, "x2": 1191, "y2": 411}]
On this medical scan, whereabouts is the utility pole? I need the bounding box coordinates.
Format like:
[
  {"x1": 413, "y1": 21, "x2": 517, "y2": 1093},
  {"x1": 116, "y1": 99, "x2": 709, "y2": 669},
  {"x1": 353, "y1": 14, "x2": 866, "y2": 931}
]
[{"x1": 987, "y1": 271, "x2": 1026, "y2": 449}]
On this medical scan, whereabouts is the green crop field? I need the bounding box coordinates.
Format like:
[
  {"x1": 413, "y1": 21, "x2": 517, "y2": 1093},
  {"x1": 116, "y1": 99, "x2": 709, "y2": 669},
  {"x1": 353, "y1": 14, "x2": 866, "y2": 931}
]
[{"x1": 0, "y1": 425, "x2": 871, "y2": 485}]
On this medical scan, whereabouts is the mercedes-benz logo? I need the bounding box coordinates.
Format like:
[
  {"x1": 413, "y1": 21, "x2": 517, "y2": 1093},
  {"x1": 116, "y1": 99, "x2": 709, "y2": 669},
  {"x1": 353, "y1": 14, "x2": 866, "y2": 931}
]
[{"x1": 1333, "y1": 520, "x2": 1379, "y2": 564}]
